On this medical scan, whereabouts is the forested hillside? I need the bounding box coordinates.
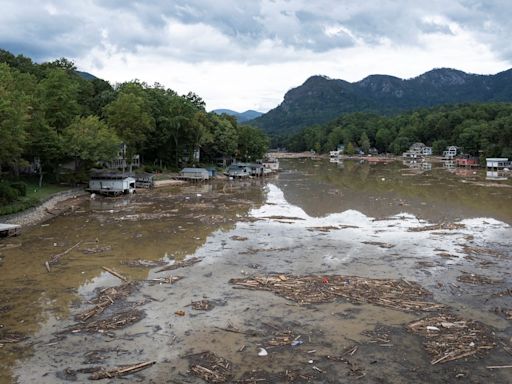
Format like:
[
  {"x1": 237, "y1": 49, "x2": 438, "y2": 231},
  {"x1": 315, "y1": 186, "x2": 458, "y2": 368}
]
[
  {"x1": 251, "y1": 68, "x2": 512, "y2": 135},
  {"x1": 0, "y1": 49, "x2": 269, "y2": 185},
  {"x1": 285, "y1": 103, "x2": 512, "y2": 158}
]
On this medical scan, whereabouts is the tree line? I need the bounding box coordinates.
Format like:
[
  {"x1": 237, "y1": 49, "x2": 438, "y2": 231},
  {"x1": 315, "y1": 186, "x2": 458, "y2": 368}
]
[
  {"x1": 279, "y1": 103, "x2": 512, "y2": 158},
  {"x1": 0, "y1": 49, "x2": 269, "y2": 187}
]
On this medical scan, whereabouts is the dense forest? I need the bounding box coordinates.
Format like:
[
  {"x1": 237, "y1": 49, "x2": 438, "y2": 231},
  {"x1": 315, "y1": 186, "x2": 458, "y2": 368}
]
[
  {"x1": 0, "y1": 49, "x2": 269, "y2": 186},
  {"x1": 281, "y1": 103, "x2": 512, "y2": 157}
]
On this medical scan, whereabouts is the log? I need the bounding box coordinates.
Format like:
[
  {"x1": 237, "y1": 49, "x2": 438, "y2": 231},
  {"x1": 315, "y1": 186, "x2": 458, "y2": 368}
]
[{"x1": 102, "y1": 267, "x2": 128, "y2": 282}]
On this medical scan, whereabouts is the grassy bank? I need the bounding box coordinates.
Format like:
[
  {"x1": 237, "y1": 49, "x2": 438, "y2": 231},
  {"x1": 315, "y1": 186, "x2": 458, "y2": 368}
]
[{"x1": 0, "y1": 181, "x2": 70, "y2": 216}]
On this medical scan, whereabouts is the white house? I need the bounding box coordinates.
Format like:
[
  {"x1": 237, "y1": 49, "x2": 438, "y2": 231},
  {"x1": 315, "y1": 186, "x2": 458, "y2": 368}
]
[{"x1": 88, "y1": 173, "x2": 136, "y2": 196}]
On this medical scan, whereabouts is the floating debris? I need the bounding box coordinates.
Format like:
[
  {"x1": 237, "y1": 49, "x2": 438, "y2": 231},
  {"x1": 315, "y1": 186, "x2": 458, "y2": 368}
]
[
  {"x1": 156, "y1": 257, "x2": 202, "y2": 273},
  {"x1": 307, "y1": 226, "x2": 340, "y2": 232},
  {"x1": 361, "y1": 241, "x2": 395, "y2": 249},
  {"x1": 146, "y1": 275, "x2": 184, "y2": 285},
  {"x1": 260, "y1": 215, "x2": 305, "y2": 221},
  {"x1": 121, "y1": 259, "x2": 167, "y2": 268},
  {"x1": 456, "y1": 272, "x2": 502, "y2": 285},
  {"x1": 230, "y1": 275, "x2": 444, "y2": 312},
  {"x1": 491, "y1": 288, "x2": 512, "y2": 298},
  {"x1": 461, "y1": 245, "x2": 503, "y2": 258},
  {"x1": 190, "y1": 300, "x2": 214, "y2": 311},
  {"x1": 76, "y1": 282, "x2": 138, "y2": 322},
  {"x1": 88, "y1": 361, "x2": 155, "y2": 380},
  {"x1": 0, "y1": 330, "x2": 26, "y2": 344},
  {"x1": 188, "y1": 352, "x2": 232, "y2": 383},
  {"x1": 407, "y1": 313, "x2": 496, "y2": 364},
  {"x1": 68, "y1": 309, "x2": 145, "y2": 333},
  {"x1": 491, "y1": 307, "x2": 512, "y2": 320},
  {"x1": 81, "y1": 246, "x2": 112, "y2": 255},
  {"x1": 408, "y1": 223, "x2": 466, "y2": 232},
  {"x1": 230, "y1": 236, "x2": 248, "y2": 241}
]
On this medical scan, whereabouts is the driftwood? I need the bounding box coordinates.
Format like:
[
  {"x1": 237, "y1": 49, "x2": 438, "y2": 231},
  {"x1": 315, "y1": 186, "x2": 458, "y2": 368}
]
[
  {"x1": 102, "y1": 266, "x2": 128, "y2": 282},
  {"x1": 407, "y1": 313, "x2": 496, "y2": 364},
  {"x1": 188, "y1": 352, "x2": 232, "y2": 383},
  {"x1": 408, "y1": 223, "x2": 465, "y2": 232},
  {"x1": 68, "y1": 309, "x2": 144, "y2": 333},
  {"x1": 456, "y1": 272, "x2": 502, "y2": 285},
  {"x1": 89, "y1": 361, "x2": 155, "y2": 380},
  {"x1": 47, "y1": 241, "x2": 82, "y2": 267},
  {"x1": 156, "y1": 257, "x2": 202, "y2": 273},
  {"x1": 230, "y1": 274, "x2": 445, "y2": 312}
]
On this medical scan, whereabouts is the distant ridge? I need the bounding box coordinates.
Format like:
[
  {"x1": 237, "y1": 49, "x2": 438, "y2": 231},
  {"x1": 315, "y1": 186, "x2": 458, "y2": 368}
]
[
  {"x1": 250, "y1": 67, "x2": 512, "y2": 134},
  {"x1": 75, "y1": 70, "x2": 97, "y2": 80},
  {"x1": 213, "y1": 109, "x2": 263, "y2": 123}
]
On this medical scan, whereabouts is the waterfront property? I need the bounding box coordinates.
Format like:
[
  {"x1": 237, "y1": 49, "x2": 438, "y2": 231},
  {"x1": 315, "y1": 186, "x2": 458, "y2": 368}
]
[
  {"x1": 107, "y1": 144, "x2": 140, "y2": 170},
  {"x1": 486, "y1": 158, "x2": 511, "y2": 170},
  {"x1": 455, "y1": 155, "x2": 479, "y2": 167},
  {"x1": 442, "y1": 146, "x2": 459, "y2": 160},
  {"x1": 178, "y1": 168, "x2": 210, "y2": 181},
  {"x1": 402, "y1": 143, "x2": 432, "y2": 158},
  {"x1": 225, "y1": 163, "x2": 251, "y2": 178},
  {"x1": 135, "y1": 173, "x2": 155, "y2": 188},
  {"x1": 88, "y1": 173, "x2": 136, "y2": 196},
  {"x1": 262, "y1": 157, "x2": 280, "y2": 172}
]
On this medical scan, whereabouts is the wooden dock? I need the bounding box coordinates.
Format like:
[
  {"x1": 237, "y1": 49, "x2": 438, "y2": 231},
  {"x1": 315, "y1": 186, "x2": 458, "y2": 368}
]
[{"x1": 0, "y1": 223, "x2": 21, "y2": 238}]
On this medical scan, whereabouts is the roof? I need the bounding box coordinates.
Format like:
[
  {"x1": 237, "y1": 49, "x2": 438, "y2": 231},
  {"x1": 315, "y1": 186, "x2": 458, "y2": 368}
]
[
  {"x1": 180, "y1": 168, "x2": 208, "y2": 173},
  {"x1": 90, "y1": 173, "x2": 135, "y2": 180},
  {"x1": 486, "y1": 158, "x2": 509, "y2": 161}
]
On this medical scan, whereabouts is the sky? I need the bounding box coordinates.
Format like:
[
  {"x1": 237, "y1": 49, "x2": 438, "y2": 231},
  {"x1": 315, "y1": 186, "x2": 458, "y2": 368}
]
[{"x1": 1, "y1": 0, "x2": 511, "y2": 112}]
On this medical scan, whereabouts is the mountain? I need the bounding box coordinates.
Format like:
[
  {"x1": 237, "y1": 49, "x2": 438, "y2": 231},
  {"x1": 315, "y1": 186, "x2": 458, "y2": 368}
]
[
  {"x1": 75, "y1": 70, "x2": 97, "y2": 80},
  {"x1": 250, "y1": 68, "x2": 512, "y2": 134},
  {"x1": 213, "y1": 109, "x2": 263, "y2": 122}
]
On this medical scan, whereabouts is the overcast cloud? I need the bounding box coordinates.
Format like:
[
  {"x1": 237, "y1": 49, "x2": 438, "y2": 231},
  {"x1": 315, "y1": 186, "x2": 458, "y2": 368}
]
[{"x1": 0, "y1": 0, "x2": 511, "y2": 111}]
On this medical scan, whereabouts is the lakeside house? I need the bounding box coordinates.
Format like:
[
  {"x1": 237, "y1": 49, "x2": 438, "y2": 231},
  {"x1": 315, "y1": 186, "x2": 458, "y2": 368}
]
[
  {"x1": 402, "y1": 143, "x2": 432, "y2": 158},
  {"x1": 486, "y1": 158, "x2": 511, "y2": 170},
  {"x1": 178, "y1": 168, "x2": 210, "y2": 181},
  {"x1": 88, "y1": 173, "x2": 136, "y2": 196},
  {"x1": 455, "y1": 155, "x2": 479, "y2": 167},
  {"x1": 107, "y1": 144, "x2": 140, "y2": 170},
  {"x1": 442, "y1": 146, "x2": 459, "y2": 160}
]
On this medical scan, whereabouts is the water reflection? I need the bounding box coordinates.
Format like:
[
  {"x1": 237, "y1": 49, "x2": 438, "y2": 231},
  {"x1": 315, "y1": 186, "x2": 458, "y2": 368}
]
[
  {"x1": 277, "y1": 159, "x2": 512, "y2": 224},
  {"x1": 486, "y1": 170, "x2": 509, "y2": 181}
]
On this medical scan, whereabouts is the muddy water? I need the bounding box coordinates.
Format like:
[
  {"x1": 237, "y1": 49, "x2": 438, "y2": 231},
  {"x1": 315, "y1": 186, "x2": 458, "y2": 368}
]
[{"x1": 1, "y1": 160, "x2": 511, "y2": 383}]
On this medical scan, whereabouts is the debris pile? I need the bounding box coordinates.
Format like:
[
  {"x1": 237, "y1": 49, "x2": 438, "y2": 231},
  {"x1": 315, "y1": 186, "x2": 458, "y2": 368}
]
[
  {"x1": 190, "y1": 300, "x2": 214, "y2": 311},
  {"x1": 408, "y1": 223, "x2": 466, "y2": 232},
  {"x1": 121, "y1": 259, "x2": 167, "y2": 268},
  {"x1": 88, "y1": 361, "x2": 155, "y2": 380},
  {"x1": 0, "y1": 330, "x2": 26, "y2": 344},
  {"x1": 456, "y1": 272, "x2": 502, "y2": 285},
  {"x1": 157, "y1": 257, "x2": 202, "y2": 273},
  {"x1": 188, "y1": 352, "x2": 233, "y2": 383},
  {"x1": 230, "y1": 236, "x2": 248, "y2": 241},
  {"x1": 146, "y1": 275, "x2": 184, "y2": 285},
  {"x1": 81, "y1": 246, "x2": 112, "y2": 255},
  {"x1": 407, "y1": 313, "x2": 496, "y2": 364},
  {"x1": 361, "y1": 241, "x2": 395, "y2": 249},
  {"x1": 230, "y1": 275, "x2": 444, "y2": 312},
  {"x1": 68, "y1": 309, "x2": 145, "y2": 334},
  {"x1": 76, "y1": 282, "x2": 138, "y2": 322}
]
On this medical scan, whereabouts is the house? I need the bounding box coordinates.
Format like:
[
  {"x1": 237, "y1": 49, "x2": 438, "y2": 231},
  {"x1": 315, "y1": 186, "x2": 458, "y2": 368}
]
[
  {"x1": 108, "y1": 144, "x2": 140, "y2": 170},
  {"x1": 248, "y1": 163, "x2": 264, "y2": 177},
  {"x1": 329, "y1": 150, "x2": 341, "y2": 158},
  {"x1": 178, "y1": 168, "x2": 210, "y2": 181},
  {"x1": 88, "y1": 173, "x2": 136, "y2": 196},
  {"x1": 224, "y1": 163, "x2": 251, "y2": 178},
  {"x1": 135, "y1": 173, "x2": 155, "y2": 188},
  {"x1": 486, "y1": 158, "x2": 511, "y2": 170},
  {"x1": 262, "y1": 157, "x2": 279, "y2": 172},
  {"x1": 442, "y1": 146, "x2": 459, "y2": 160},
  {"x1": 403, "y1": 143, "x2": 432, "y2": 158},
  {"x1": 0, "y1": 223, "x2": 21, "y2": 238},
  {"x1": 455, "y1": 155, "x2": 479, "y2": 167}
]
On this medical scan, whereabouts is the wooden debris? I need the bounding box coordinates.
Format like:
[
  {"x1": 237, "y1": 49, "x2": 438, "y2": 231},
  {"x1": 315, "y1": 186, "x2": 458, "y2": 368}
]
[
  {"x1": 156, "y1": 257, "x2": 202, "y2": 273},
  {"x1": 68, "y1": 309, "x2": 144, "y2": 333},
  {"x1": 408, "y1": 223, "x2": 466, "y2": 232},
  {"x1": 146, "y1": 275, "x2": 184, "y2": 285},
  {"x1": 260, "y1": 215, "x2": 305, "y2": 221},
  {"x1": 487, "y1": 365, "x2": 512, "y2": 370},
  {"x1": 81, "y1": 246, "x2": 112, "y2": 255},
  {"x1": 188, "y1": 352, "x2": 232, "y2": 383},
  {"x1": 47, "y1": 241, "x2": 82, "y2": 267},
  {"x1": 0, "y1": 330, "x2": 26, "y2": 344},
  {"x1": 190, "y1": 300, "x2": 213, "y2": 311},
  {"x1": 461, "y1": 245, "x2": 503, "y2": 258},
  {"x1": 491, "y1": 307, "x2": 512, "y2": 320},
  {"x1": 89, "y1": 361, "x2": 155, "y2": 380},
  {"x1": 121, "y1": 259, "x2": 167, "y2": 268},
  {"x1": 456, "y1": 272, "x2": 502, "y2": 285},
  {"x1": 407, "y1": 313, "x2": 496, "y2": 364},
  {"x1": 102, "y1": 266, "x2": 128, "y2": 282},
  {"x1": 361, "y1": 241, "x2": 395, "y2": 249},
  {"x1": 307, "y1": 226, "x2": 340, "y2": 232},
  {"x1": 230, "y1": 236, "x2": 248, "y2": 241},
  {"x1": 75, "y1": 282, "x2": 137, "y2": 322},
  {"x1": 230, "y1": 274, "x2": 444, "y2": 312}
]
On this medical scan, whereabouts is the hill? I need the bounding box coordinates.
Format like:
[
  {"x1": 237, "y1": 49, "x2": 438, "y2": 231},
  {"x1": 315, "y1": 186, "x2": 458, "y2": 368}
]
[
  {"x1": 213, "y1": 109, "x2": 263, "y2": 123},
  {"x1": 75, "y1": 70, "x2": 97, "y2": 80},
  {"x1": 250, "y1": 68, "x2": 512, "y2": 134}
]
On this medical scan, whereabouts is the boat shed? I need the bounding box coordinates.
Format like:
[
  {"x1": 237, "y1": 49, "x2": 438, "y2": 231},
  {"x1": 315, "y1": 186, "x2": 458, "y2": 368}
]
[
  {"x1": 0, "y1": 223, "x2": 21, "y2": 238},
  {"x1": 88, "y1": 173, "x2": 136, "y2": 196},
  {"x1": 179, "y1": 168, "x2": 210, "y2": 181},
  {"x1": 225, "y1": 163, "x2": 251, "y2": 178},
  {"x1": 486, "y1": 158, "x2": 510, "y2": 170}
]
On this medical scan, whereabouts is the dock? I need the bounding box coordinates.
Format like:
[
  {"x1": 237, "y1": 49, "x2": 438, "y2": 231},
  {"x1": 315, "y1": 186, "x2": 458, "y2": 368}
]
[{"x1": 0, "y1": 223, "x2": 21, "y2": 238}]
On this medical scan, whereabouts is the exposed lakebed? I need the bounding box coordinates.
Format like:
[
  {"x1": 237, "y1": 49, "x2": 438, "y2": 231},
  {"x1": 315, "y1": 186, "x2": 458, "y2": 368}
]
[{"x1": 0, "y1": 159, "x2": 511, "y2": 383}]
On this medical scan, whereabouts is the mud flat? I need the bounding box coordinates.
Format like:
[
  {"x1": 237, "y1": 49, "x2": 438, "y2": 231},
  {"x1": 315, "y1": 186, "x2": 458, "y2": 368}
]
[{"x1": 1, "y1": 161, "x2": 511, "y2": 383}]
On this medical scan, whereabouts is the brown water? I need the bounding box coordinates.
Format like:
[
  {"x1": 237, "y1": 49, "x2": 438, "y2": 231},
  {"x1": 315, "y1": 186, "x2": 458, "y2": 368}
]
[{"x1": 0, "y1": 160, "x2": 511, "y2": 383}]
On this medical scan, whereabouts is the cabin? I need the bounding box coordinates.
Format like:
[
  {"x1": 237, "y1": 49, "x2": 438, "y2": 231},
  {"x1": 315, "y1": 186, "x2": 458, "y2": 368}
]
[
  {"x1": 88, "y1": 173, "x2": 136, "y2": 196},
  {"x1": 403, "y1": 143, "x2": 432, "y2": 158},
  {"x1": 486, "y1": 158, "x2": 511, "y2": 170},
  {"x1": 225, "y1": 163, "x2": 251, "y2": 178},
  {"x1": 178, "y1": 168, "x2": 210, "y2": 181},
  {"x1": 0, "y1": 223, "x2": 21, "y2": 238},
  {"x1": 442, "y1": 146, "x2": 459, "y2": 160},
  {"x1": 262, "y1": 157, "x2": 279, "y2": 172}
]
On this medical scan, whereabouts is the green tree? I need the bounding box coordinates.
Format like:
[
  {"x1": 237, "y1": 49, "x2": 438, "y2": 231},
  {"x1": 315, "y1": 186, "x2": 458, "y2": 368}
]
[
  {"x1": 359, "y1": 132, "x2": 370, "y2": 154},
  {"x1": 237, "y1": 125, "x2": 269, "y2": 161}
]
